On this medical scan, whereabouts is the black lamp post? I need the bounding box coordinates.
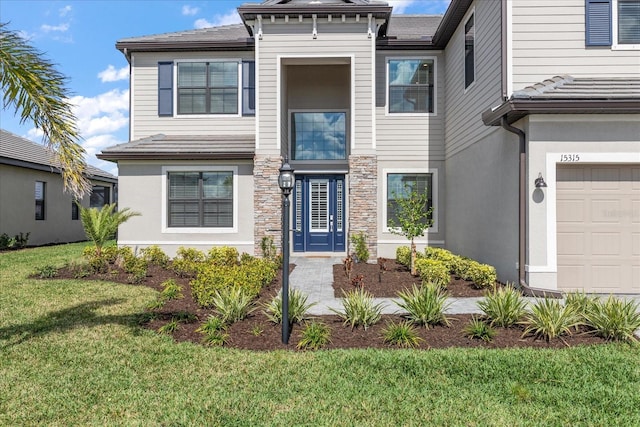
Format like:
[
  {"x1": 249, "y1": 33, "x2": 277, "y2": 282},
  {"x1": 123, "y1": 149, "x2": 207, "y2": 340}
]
[{"x1": 278, "y1": 157, "x2": 294, "y2": 344}]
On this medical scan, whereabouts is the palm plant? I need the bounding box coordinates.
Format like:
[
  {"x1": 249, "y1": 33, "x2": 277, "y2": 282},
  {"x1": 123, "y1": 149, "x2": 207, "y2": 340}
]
[
  {"x1": 1, "y1": 22, "x2": 90, "y2": 198},
  {"x1": 79, "y1": 203, "x2": 140, "y2": 256}
]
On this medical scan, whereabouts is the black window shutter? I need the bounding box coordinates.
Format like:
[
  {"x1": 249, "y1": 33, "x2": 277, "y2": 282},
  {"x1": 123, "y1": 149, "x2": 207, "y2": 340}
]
[
  {"x1": 586, "y1": 0, "x2": 612, "y2": 46},
  {"x1": 158, "y1": 62, "x2": 173, "y2": 116},
  {"x1": 242, "y1": 60, "x2": 255, "y2": 116}
]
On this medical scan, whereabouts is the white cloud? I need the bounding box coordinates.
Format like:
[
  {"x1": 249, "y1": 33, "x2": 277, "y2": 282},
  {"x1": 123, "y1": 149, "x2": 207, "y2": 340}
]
[
  {"x1": 98, "y1": 65, "x2": 129, "y2": 83},
  {"x1": 41, "y1": 23, "x2": 70, "y2": 32},
  {"x1": 59, "y1": 5, "x2": 72, "y2": 17},
  {"x1": 389, "y1": 0, "x2": 450, "y2": 14},
  {"x1": 194, "y1": 10, "x2": 241, "y2": 29},
  {"x1": 182, "y1": 5, "x2": 199, "y2": 16},
  {"x1": 26, "y1": 128, "x2": 44, "y2": 140},
  {"x1": 387, "y1": 0, "x2": 415, "y2": 14},
  {"x1": 68, "y1": 89, "x2": 129, "y2": 137}
]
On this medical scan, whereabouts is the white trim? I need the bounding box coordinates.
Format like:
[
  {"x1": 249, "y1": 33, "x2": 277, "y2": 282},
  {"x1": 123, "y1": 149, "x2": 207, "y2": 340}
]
[
  {"x1": 371, "y1": 19, "x2": 377, "y2": 149},
  {"x1": 612, "y1": 0, "x2": 640, "y2": 50},
  {"x1": 385, "y1": 56, "x2": 438, "y2": 116},
  {"x1": 381, "y1": 168, "x2": 439, "y2": 234},
  {"x1": 463, "y1": 8, "x2": 476, "y2": 93},
  {"x1": 526, "y1": 265, "x2": 557, "y2": 273},
  {"x1": 130, "y1": 55, "x2": 135, "y2": 141},
  {"x1": 119, "y1": 240, "x2": 254, "y2": 246},
  {"x1": 161, "y1": 165, "x2": 239, "y2": 234},
  {"x1": 172, "y1": 59, "x2": 243, "y2": 118},
  {"x1": 277, "y1": 54, "x2": 356, "y2": 152},
  {"x1": 542, "y1": 152, "x2": 640, "y2": 273},
  {"x1": 255, "y1": 31, "x2": 260, "y2": 150},
  {"x1": 378, "y1": 239, "x2": 445, "y2": 245},
  {"x1": 506, "y1": 0, "x2": 513, "y2": 97}
]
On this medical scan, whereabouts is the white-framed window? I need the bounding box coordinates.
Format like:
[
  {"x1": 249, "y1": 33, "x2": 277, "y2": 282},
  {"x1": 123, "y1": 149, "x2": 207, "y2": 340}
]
[
  {"x1": 464, "y1": 12, "x2": 475, "y2": 89},
  {"x1": 161, "y1": 166, "x2": 238, "y2": 233},
  {"x1": 383, "y1": 169, "x2": 439, "y2": 233},
  {"x1": 386, "y1": 57, "x2": 436, "y2": 115},
  {"x1": 290, "y1": 111, "x2": 347, "y2": 160},
  {"x1": 177, "y1": 61, "x2": 239, "y2": 115},
  {"x1": 35, "y1": 181, "x2": 45, "y2": 221},
  {"x1": 613, "y1": 0, "x2": 640, "y2": 48}
]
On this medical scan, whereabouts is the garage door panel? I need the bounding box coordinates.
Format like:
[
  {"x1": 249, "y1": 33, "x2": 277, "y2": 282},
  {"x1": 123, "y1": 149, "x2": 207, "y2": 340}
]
[{"x1": 557, "y1": 164, "x2": 640, "y2": 294}]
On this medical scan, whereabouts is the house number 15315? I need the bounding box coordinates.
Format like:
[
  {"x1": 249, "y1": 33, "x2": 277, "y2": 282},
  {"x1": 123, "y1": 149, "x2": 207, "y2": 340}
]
[{"x1": 560, "y1": 154, "x2": 580, "y2": 162}]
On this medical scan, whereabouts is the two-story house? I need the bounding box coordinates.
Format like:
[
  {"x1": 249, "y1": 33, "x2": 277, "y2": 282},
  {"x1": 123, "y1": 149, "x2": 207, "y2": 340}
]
[{"x1": 99, "y1": 0, "x2": 640, "y2": 295}]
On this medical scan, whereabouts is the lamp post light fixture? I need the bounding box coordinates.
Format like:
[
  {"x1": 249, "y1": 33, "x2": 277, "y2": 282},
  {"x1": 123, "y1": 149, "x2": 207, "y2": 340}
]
[{"x1": 278, "y1": 157, "x2": 294, "y2": 344}]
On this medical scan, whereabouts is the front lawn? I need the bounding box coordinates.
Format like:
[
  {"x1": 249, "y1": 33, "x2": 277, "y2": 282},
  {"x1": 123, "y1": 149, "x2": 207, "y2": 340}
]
[{"x1": 1, "y1": 243, "x2": 639, "y2": 426}]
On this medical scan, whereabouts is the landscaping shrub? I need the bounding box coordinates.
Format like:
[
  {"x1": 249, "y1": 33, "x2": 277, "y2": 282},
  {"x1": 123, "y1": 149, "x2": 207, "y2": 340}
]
[
  {"x1": 584, "y1": 296, "x2": 640, "y2": 343},
  {"x1": 464, "y1": 316, "x2": 496, "y2": 342},
  {"x1": 382, "y1": 320, "x2": 422, "y2": 348},
  {"x1": 451, "y1": 256, "x2": 474, "y2": 281},
  {"x1": 172, "y1": 247, "x2": 205, "y2": 278},
  {"x1": 260, "y1": 236, "x2": 278, "y2": 261},
  {"x1": 160, "y1": 279, "x2": 183, "y2": 301},
  {"x1": 0, "y1": 232, "x2": 30, "y2": 250},
  {"x1": 264, "y1": 289, "x2": 316, "y2": 324},
  {"x1": 396, "y1": 246, "x2": 411, "y2": 268},
  {"x1": 477, "y1": 286, "x2": 527, "y2": 327},
  {"x1": 522, "y1": 298, "x2": 582, "y2": 342},
  {"x1": 414, "y1": 258, "x2": 450, "y2": 288},
  {"x1": 196, "y1": 316, "x2": 228, "y2": 346},
  {"x1": 211, "y1": 287, "x2": 255, "y2": 324},
  {"x1": 564, "y1": 290, "x2": 599, "y2": 321},
  {"x1": 140, "y1": 245, "x2": 169, "y2": 268},
  {"x1": 395, "y1": 283, "x2": 451, "y2": 328},
  {"x1": 207, "y1": 246, "x2": 239, "y2": 267},
  {"x1": 297, "y1": 321, "x2": 331, "y2": 350},
  {"x1": 468, "y1": 262, "x2": 497, "y2": 289},
  {"x1": 332, "y1": 289, "x2": 383, "y2": 330},
  {"x1": 351, "y1": 232, "x2": 369, "y2": 263},
  {"x1": 424, "y1": 247, "x2": 457, "y2": 272},
  {"x1": 35, "y1": 264, "x2": 57, "y2": 279}
]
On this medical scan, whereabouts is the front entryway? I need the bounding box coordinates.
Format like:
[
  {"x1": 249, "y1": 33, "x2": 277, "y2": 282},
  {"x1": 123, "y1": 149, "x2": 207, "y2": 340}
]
[{"x1": 293, "y1": 175, "x2": 346, "y2": 252}]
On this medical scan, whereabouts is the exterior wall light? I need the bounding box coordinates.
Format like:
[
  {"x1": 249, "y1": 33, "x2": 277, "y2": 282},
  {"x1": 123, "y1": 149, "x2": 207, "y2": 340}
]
[{"x1": 534, "y1": 173, "x2": 547, "y2": 189}]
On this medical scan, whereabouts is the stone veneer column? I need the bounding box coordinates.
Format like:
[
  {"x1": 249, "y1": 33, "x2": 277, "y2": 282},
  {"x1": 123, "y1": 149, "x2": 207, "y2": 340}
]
[
  {"x1": 253, "y1": 155, "x2": 284, "y2": 255},
  {"x1": 348, "y1": 155, "x2": 378, "y2": 260}
]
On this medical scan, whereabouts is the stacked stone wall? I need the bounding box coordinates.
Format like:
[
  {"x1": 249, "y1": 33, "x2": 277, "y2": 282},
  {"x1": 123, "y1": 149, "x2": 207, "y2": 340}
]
[
  {"x1": 348, "y1": 155, "x2": 378, "y2": 260},
  {"x1": 253, "y1": 155, "x2": 284, "y2": 255}
]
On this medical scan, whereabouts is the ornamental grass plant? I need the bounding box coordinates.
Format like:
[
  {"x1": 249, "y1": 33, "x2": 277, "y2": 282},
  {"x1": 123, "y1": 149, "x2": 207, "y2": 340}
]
[
  {"x1": 477, "y1": 285, "x2": 527, "y2": 327},
  {"x1": 395, "y1": 283, "x2": 451, "y2": 328}
]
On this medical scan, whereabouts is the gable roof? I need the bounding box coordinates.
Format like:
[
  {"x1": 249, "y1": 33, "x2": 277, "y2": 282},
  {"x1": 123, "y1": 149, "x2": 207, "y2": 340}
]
[
  {"x1": 0, "y1": 129, "x2": 117, "y2": 182},
  {"x1": 97, "y1": 134, "x2": 256, "y2": 161},
  {"x1": 482, "y1": 76, "x2": 640, "y2": 126}
]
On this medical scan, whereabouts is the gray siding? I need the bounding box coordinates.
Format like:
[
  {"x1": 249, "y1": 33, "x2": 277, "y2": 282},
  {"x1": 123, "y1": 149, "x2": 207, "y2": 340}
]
[
  {"x1": 511, "y1": 0, "x2": 640, "y2": 90},
  {"x1": 256, "y1": 28, "x2": 374, "y2": 156},
  {"x1": 0, "y1": 165, "x2": 110, "y2": 246},
  {"x1": 130, "y1": 52, "x2": 256, "y2": 141},
  {"x1": 444, "y1": 0, "x2": 504, "y2": 159},
  {"x1": 116, "y1": 160, "x2": 255, "y2": 257},
  {"x1": 375, "y1": 51, "x2": 446, "y2": 162}
]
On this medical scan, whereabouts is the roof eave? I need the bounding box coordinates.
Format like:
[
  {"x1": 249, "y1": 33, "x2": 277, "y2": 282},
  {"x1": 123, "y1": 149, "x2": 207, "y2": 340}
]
[
  {"x1": 97, "y1": 152, "x2": 256, "y2": 162},
  {"x1": 376, "y1": 38, "x2": 436, "y2": 50},
  {"x1": 432, "y1": 0, "x2": 473, "y2": 48},
  {"x1": 116, "y1": 39, "x2": 255, "y2": 54},
  {"x1": 482, "y1": 99, "x2": 640, "y2": 126},
  {"x1": 237, "y1": 4, "x2": 392, "y2": 19},
  {"x1": 0, "y1": 156, "x2": 116, "y2": 183}
]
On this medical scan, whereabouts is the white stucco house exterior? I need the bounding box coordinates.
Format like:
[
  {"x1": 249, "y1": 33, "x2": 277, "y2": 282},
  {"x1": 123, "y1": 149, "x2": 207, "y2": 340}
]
[{"x1": 99, "y1": 0, "x2": 640, "y2": 294}]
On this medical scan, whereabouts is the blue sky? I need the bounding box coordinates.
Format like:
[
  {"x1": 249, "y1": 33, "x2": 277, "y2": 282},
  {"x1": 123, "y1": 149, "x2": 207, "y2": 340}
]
[{"x1": 1, "y1": 0, "x2": 450, "y2": 176}]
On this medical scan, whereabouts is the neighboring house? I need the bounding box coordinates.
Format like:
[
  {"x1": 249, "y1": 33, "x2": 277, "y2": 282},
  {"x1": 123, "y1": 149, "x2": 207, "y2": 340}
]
[
  {"x1": 0, "y1": 129, "x2": 117, "y2": 246},
  {"x1": 99, "y1": 0, "x2": 640, "y2": 294}
]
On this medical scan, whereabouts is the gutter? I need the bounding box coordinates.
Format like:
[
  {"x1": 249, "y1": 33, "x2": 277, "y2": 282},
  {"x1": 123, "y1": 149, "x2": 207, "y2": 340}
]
[{"x1": 500, "y1": 117, "x2": 562, "y2": 298}]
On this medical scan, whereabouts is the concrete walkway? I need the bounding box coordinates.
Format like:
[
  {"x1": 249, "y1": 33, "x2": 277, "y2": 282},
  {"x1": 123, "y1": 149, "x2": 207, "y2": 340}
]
[
  {"x1": 290, "y1": 256, "x2": 494, "y2": 316},
  {"x1": 289, "y1": 257, "x2": 640, "y2": 321}
]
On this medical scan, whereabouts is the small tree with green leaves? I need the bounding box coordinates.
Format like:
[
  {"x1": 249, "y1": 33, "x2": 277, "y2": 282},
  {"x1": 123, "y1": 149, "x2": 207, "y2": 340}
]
[
  {"x1": 79, "y1": 203, "x2": 140, "y2": 256},
  {"x1": 389, "y1": 184, "x2": 433, "y2": 275}
]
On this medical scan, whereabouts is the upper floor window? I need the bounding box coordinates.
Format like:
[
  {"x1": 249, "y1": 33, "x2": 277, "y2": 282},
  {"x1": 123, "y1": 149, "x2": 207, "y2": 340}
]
[
  {"x1": 586, "y1": 0, "x2": 640, "y2": 47},
  {"x1": 387, "y1": 58, "x2": 435, "y2": 114},
  {"x1": 464, "y1": 13, "x2": 475, "y2": 89},
  {"x1": 158, "y1": 61, "x2": 255, "y2": 117},
  {"x1": 35, "y1": 181, "x2": 45, "y2": 220},
  {"x1": 291, "y1": 112, "x2": 346, "y2": 160},
  {"x1": 178, "y1": 62, "x2": 238, "y2": 114}
]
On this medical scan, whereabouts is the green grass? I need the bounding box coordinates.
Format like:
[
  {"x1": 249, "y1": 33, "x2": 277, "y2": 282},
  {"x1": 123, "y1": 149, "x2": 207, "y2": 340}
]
[{"x1": 1, "y1": 244, "x2": 640, "y2": 425}]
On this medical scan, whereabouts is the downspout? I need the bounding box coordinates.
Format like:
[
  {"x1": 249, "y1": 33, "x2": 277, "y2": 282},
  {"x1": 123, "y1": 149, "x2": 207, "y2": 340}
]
[{"x1": 501, "y1": 117, "x2": 561, "y2": 298}]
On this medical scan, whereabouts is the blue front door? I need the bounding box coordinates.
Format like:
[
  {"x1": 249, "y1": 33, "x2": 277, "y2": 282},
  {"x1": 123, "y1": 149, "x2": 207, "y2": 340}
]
[{"x1": 293, "y1": 175, "x2": 346, "y2": 252}]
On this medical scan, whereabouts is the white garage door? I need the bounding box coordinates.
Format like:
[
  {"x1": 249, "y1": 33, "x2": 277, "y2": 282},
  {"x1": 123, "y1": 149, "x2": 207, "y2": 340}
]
[{"x1": 556, "y1": 164, "x2": 640, "y2": 293}]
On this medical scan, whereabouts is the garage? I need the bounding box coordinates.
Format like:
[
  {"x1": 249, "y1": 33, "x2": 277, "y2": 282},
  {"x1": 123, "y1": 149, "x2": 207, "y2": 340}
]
[{"x1": 556, "y1": 164, "x2": 640, "y2": 293}]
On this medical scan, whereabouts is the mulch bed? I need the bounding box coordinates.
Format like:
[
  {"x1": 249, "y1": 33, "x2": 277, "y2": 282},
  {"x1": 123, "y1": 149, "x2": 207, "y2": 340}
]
[{"x1": 51, "y1": 260, "x2": 609, "y2": 351}]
